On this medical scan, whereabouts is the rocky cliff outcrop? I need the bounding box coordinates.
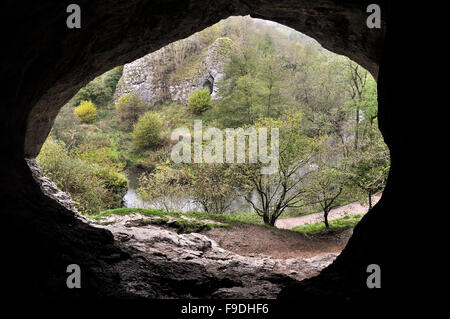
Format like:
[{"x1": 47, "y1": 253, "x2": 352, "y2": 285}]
[
  {"x1": 96, "y1": 213, "x2": 336, "y2": 298},
  {"x1": 115, "y1": 37, "x2": 233, "y2": 105},
  {"x1": 25, "y1": 158, "x2": 79, "y2": 215}
]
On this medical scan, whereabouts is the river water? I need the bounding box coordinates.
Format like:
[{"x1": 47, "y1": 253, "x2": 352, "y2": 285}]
[{"x1": 122, "y1": 169, "x2": 253, "y2": 212}]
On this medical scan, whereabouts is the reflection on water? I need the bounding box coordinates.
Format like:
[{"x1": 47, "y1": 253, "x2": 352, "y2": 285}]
[
  {"x1": 122, "y1": 168, "x2": 253, "y2": 213},
  {"x1": 123, "y1": 187, "x2": 152, "y2": 208},
  {"x1": 123, "y1": 186, "x2": 202, "y2": 212}
]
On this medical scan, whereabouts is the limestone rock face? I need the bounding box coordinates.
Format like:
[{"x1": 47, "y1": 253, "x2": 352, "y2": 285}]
[
  {"x1": 25, "y1": 158, "x2": 79, "y2": 215},
  {"x1": 114, "y1": 37, "x2": 232, "y2": 105},
  {"x1": 96, "y1": 213, "x2": 337, "y2": 298}
]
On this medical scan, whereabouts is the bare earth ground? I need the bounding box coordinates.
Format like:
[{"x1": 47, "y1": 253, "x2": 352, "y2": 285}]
[
  {"x1": 90, "y1": 197, "x2": 379, "y2": 298},
  {"x1": 275, "y1": 194, "x2": 381, "y2": 229},
  {"x1": 203, "y1": 224, "x2": 352, "y2": 259}
]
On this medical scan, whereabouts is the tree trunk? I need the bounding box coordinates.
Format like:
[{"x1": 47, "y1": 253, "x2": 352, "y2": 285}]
[
  {"x1": 270, "y1": 214, "x2": 278, "y2": 227},
  {"x1": 324, "y1": 210, "x2": 330, "y2": 228},
  {"x1": 368, "y1": 192, "x2": 373, "y2": 210},
  {"x1": 263, "y1": 213, "x2": 271, "y2": 226},
  {"x1": 355, "y1": 106, "x2": 360, "y2": 150}
]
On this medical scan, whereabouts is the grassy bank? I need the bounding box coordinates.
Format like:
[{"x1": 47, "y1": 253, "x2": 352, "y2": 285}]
[
  {"x1": 291, "y1": 214, "x2": 364, "y2": 235},
  {"x1": 92, "y1": 208, "x2": 264, "y2": 233}
]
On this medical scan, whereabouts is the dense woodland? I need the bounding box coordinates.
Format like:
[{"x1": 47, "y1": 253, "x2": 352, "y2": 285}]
[{"x1": 39, "y1": 16, "x2": 389, "y2": 227}]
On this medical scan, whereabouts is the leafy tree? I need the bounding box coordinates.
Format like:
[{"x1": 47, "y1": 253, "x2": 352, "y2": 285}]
[
  {"x1": 132, "y1": 111, "x2": 164, "y2": 151},
  {"x1": 103, "y1": 66, "x2": 123, "y2": 94},
  {"x1": 236, "y1": 111, "x2": 323, "y2": 226},
  {"x1": 259, "y1": 54, "x2": 284, "y2": 118},
  {"x1": 137, "y1": 166, "x2": 191, "y2": 212},
  {"x1": 307, "y1": 143, "x2": 349, "y2": 228},
  {"x1": 346, "y1": 60, "x2": 369, "y2": 150},
  {"x1": 215, "y1": 44, "x2": 264, "y2": 127},
  {"x1": 346, "y1": 122, "x2": 390, "y2": 210},
  {"x1": 188, "y1": 88, "x2": 213, "y2": 114},
  {"x1": 51, "y1": 103, "x2": 87, "y2": 150},
  {"x1": 115, "y1": 93, "x2": 146, "y2": 128},
  {"x1": 190, "y1": 163, "x2": 242, "y2": 214},
  {"x1": 37, "y1": 138, "x2": 125, "y2": 214},
  {"x1": 74, "y1": 100, "x2": 97, "y2": 123},
  {"x1": 71, "y1": 77, "x2": 113, "y2": 108}
]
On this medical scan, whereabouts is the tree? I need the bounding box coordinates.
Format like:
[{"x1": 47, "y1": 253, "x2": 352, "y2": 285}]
[
  {"x1": 346, "y1": 60, "x2": 369, "y2": 150},
  {"x1": 236, "y1": 111, "x2": 323, "y2": 226},
  {"x1": 37, "y1": 138, "x2": 126, "y2": 214},
  {"x1": 71, "y1": 76, "x2": 113, "y2": 108},
  {"x1": 347, "y1": 122, "x2": 389, "y2": 210},
  {"x1": 190, "y1": 163, "x2": 242, "y2": 214},
  {"x1": 307, "y1": 143, "x2": 349, "y2": 228},
  {"x1": 74, "y1": 100, "x2": 97, "y2": 123},
  {"x1": 103, "y1": 66, "x2": 123, "y2": 95},
  {"x1": 137, "y1": 166, "x2": 191, "y2": 212},
  {"x1": 259, "y1": 54, "x2": 284, "y2": 118},
  {"x1": 215, "y1": 38, "x2": 276, "y2": 127},
  {"x1": 115, "y1": 93, "x2": 146, "y2": 128},
  {"x1": 188, "y1": 88, "x2": 213, "y2": 114},
  {"x1": 132, "y1": 111, "x2": 164, "y2": 151}
]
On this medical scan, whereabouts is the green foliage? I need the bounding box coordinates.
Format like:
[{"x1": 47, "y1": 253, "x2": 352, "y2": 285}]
[
  {"x1": 213, "y1": 31, "x2": 287, "y2": 127},
  {"x1": 103, "y1": 66, "x2": 123, "y2": 94},
  {"x1": 346, "y1": 124, "x2": 390, "y2": 207},
  {"x1": 37, "y1": 138, "x2": 109, "y2": 214},
  {"x1": 94, "y1": 166, "x2": 128, "y2": 205},
  {"x1": 190, "y1": 163, "x2": 242, "y2": 214},
  {"x1": 92, "y1": 208, "x2": 215, "y2": 234},
  {"x1": 92, "y1": 207, "x2": 265, "y2": 231},
  {"x1": 74, "y1": 100, "x2": 97, "y2": 123},
  {"x1": 115, "y1": 93, "x2": 146, "y2": 129},
  {"x1": 188, "y1": 88, "x2": 213, "y2": 114},
  {"x1": 235, "y1": 111, "x2": 324, "y2": 226},
  {"x1": 137, "y1": 165, "x2": 190, "y2": 212},
  {"x1": 71, "y1": 77, "x2": 113, "y2": 108},
  {"x1": 132, "y1": 111, "x2": 163, "y2": 150},
  {"x1": 51, "y1": 103, "x2": 87, "y2": 149},
  {"x1": 42, "y1": 16, "x2": 388, "y2": 227},
  {"x1": 292, "y1": 214, "x2": 363, "y2": 235}
]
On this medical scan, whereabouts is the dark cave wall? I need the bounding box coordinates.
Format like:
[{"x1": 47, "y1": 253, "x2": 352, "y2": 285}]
[{"x1": 0, "y1": 0, "x2": 418, "y2": 300}]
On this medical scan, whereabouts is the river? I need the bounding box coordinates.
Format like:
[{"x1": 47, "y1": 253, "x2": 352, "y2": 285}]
[{"x1": 122, "y1": 168, "x2": 253, "y2": 212}]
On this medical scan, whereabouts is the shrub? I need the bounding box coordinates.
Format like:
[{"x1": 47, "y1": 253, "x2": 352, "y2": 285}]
[
  {"x1": 191, "y1": 163, "x2": 241, "y2": 214},
  {"x1": 132, "y1": 111, "x2": 163, "y2": 150},
  {"x1": 137, "y1": 166, "x2": 191, "y2": 212},
  {"x1": 71, "y1": 77, "x2": 113, "y2": 107},
  {"x1": 74, "y1": 100, "x2": 97, "y2": 123},
  {"x1": 103, "y1": 66, "x2": 123, "y2": 94},
  {"x1": 115, "y1": 93, "x2": 145, "y2": 128},
  {"x1": 37, "y1": 138, "x2": 108, "y2": 214},
  {"x1": 37, "y1": 138, "x2": 128, "y2": 214},
  {"x1": 94, "y1": 166, "x2": 128, "y2": 207},
  {"x1": 51, "y1": 103, "x2": 87, "y2": 148},
  {"x1": 188, "y1": 88, "x2": 212, "y2": 114}
]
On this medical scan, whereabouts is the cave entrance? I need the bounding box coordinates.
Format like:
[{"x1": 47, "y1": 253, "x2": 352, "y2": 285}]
[
  {"x1": 35, "y1": 16, "x2": 388, "y2": 280},
  {"x1": 203, "y1": 76, "x2": 214, "y2": 95},
  {"x1": 5, "y1": 0, "x2": 390, "y2": 298}
]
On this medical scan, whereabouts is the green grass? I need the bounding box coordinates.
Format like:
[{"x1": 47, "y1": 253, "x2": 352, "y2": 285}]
[
  {"x1": 186, "y1": 211, "x2": 264, "y2": 226},
  {"x1": 291, "y1": 214, "x2": 364, "y2": 235},
  {"x1": 91, "y1": 208, "x2": 266, "y2": 233},
  {"x1": 278, "y1": 194, "x2": 368, "y2": 219}
]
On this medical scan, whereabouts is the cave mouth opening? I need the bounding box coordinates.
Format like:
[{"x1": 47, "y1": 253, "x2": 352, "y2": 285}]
[
  {"x1": 18, "y1": 10, "x2": 386, "y2": 300},
  {"x1": 34, "y1": 16, "x2": 388, "y2": 267}
]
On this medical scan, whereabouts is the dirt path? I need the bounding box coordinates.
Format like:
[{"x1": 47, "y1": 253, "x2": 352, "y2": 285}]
[
  {"x1": 275, "y1": 194, "x2": 381, "y2": 229},
  {"x1": 203, "y1": 224, "x2": 352, "y2": 259}
]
